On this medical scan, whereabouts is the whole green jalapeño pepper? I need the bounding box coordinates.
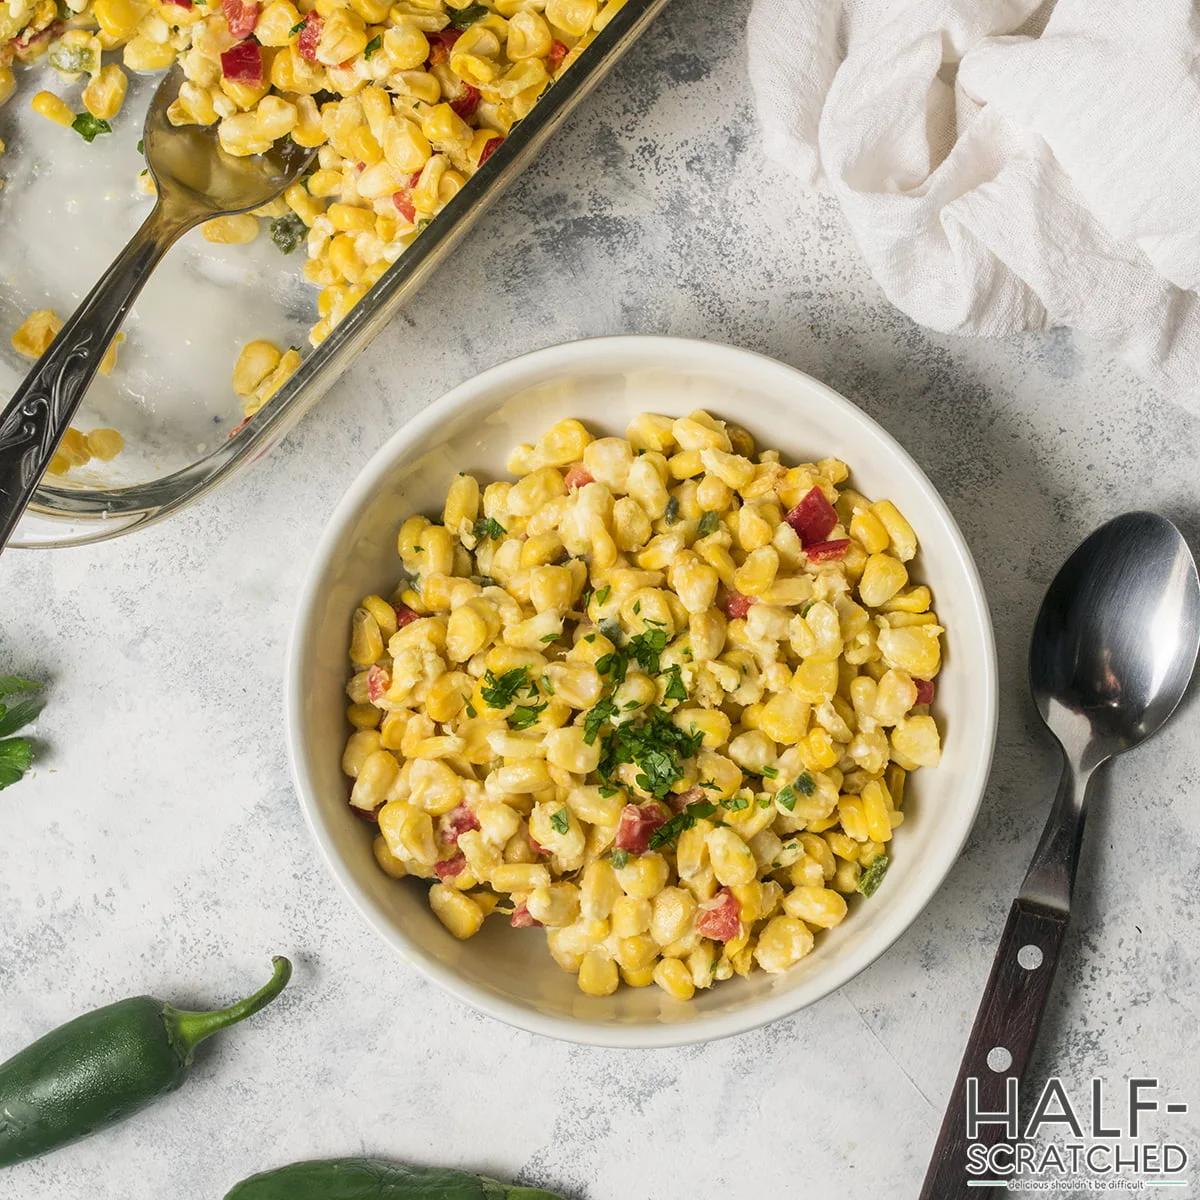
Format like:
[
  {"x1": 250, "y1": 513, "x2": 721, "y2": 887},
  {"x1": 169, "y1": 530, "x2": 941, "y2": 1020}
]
[{"x1": 0, "y1": 955, "x2": 292, "y2": 1168}]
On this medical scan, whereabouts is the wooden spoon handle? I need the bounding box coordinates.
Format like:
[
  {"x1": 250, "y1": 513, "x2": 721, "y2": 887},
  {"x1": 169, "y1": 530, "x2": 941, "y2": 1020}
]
[{"x1": 919, "y1": 897, "x2": 1069, "y2": 1199}]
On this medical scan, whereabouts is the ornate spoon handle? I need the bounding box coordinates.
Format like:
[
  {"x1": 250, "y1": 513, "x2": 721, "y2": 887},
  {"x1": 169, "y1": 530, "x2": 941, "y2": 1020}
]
[{"x1": 0, "y1": 198, "x2": 199, "y2": 550}]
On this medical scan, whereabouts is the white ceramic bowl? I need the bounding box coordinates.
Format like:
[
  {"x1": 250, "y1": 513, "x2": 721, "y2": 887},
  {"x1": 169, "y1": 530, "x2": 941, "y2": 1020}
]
[{"x1": 286, "y1": 336, "x2": 997, "y2": 1047}]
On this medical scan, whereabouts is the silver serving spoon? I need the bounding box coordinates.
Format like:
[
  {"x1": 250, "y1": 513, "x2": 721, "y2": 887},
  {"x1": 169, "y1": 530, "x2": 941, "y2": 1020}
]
[
  {"x1": 0, "y1": 66, "x2": 315, "y2": 550},
  {"x1": 921, "y1": 511, "x2": 1200, "y2": 1199}
]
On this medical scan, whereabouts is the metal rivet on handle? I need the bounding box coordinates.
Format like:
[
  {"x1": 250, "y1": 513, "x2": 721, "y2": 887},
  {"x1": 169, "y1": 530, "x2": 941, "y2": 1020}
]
[
  {"x1": 1018, "y1": 944, "x2": 1044, "y2": 970},
  {"x1": 987, "y1": 1047, "x2": 1013, "y2": 1073}
]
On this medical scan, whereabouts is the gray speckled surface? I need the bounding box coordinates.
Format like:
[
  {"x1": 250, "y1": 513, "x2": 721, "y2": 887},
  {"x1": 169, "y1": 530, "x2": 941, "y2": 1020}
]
[{"x1": 2, "y1": 0, "x2": 1200, "y2": 1195}]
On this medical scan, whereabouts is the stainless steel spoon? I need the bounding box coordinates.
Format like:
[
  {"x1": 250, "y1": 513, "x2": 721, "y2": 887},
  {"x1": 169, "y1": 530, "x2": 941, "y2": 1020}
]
[
  {"x1": 921, "y1": 511, "x2": 1200, "y2": 1199},
  {"x1": 0, "y1": 66, "x2": 315, "y2": 550}
]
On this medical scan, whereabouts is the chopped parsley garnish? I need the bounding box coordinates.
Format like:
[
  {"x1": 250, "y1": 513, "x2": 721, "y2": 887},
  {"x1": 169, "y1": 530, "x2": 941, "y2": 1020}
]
[
  {"x1": 464, "y1": 700, "x2": 477, "y2": 718},
  {"x1": 0, "y1": 677, "x2": 44, "y2": 792},
  {"x1": 447, "y1": 2, "x2": 488, "y2": 26},
  {"x1": 775, "y1": 784, "x2": 796, "y2": 811},
  {"x1": 136, "y1": 138, "x2": 144, "y2": 154},
  {"x1": 594, "y1": 650, "x2": 628, "y2": 685},
  {"x1": 721, "y1": 794, "x2": 749, "y2": 812},
  {"x1": 598, "y1": 616, "x2": 623, "y2": 645},
  {"x1": 480, "y1": 666, "x2": 530, "y2": 708},
  {"x1": 610, "y1": 848, "x2": 629, "y2": 869},
  {"x1": 473, "y1": 516, "x2": 506, "y2": 540},
  {"x1": 697, "y1": 510, "x2": 720, "y2": 537},
  {"x1": 71, "y1": 113, "x2": 111, "y2": 143},
  {"x1": 540, "y1": 633, "x2": 559, "y2": 643},
  {"x1": 289, "y1": 18, "x2": 306, "y2": 32},
  {"x1": 663, "y1": 665, "x2": 687, "y2": 702},
  {"x1": 597, "y1": 707, "x2": 704, "y2": 800},
  {"x1": 363, "y1": 33, "x2": 381, "y2": 57},
  {"x1": 632, "y1": 600, "x2": 641, "y2": 615},
  {"x1": 594, "y1": 584, "x2": 612, "y2": 606},
  {"x1": 549, "y1": 807, "x2": 570, "y2": 835},
  {"x1": 858, "y1": 855, "x2": 890, "y2": 898},
  {"x1": 598, "y1": 783, "x2": 618, "y2": 797},
  {"x1": 583, "y1": 695, "x2": 618, "y2": 745},
  {"x1": 698, "y1": 779, "x2": 720, "y2": 790},
  {"x1": 540, "y1": 673, "x2": 555, "y2": 695},
  {"x1": 269, "y1": 212, "x2": 307, "y2": 255},
  {"x1": 628, "y1": 626, "x2": 668, "y2": 675},
  {"x1": 756, "y1": 794, "x2": 773, "y2": 809},
  {"x1": 796, "y1": 771, "x2": 816, "y2": 795},
  {"x1": 507, "y1": 701, "x2": 546, "y2": 730},
  {"x1": 664, "y1": 495, "x2": 679, "y2": 524},
  {"x1": 648, "y1": 800, "x2": 719, "y2": 849},
  {"x1": 761, "y1": 765, "x2": 778, "y2": 778}
]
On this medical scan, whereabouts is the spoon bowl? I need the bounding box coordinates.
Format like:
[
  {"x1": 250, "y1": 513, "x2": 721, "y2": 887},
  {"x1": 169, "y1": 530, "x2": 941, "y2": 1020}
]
[{"x1": 1030, "y1": 511, "x2": 1200, "y2": 766}]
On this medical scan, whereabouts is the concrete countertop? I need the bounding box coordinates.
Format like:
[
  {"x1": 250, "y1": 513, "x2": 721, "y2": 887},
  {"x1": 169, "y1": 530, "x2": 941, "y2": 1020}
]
[{"x1": 2, "y1": 0, "x2": 1198, "y2": 1195}]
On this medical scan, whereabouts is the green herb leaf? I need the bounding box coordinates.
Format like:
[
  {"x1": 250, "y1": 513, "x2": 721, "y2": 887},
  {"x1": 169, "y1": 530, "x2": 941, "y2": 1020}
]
[
  {"x1": 761, "y1": 765, "x2": 778, "y2": 779},
  {"x1": 610, "y1": 848, "x2": 629, "y2": 869},
  {"x1": 540, "y1": 673, "x2": 555, "y2": 695},
  {"x1": 0, "y1": 696, "x2": 44, "y2": 739},
  {"x1": 473, "y1": 516, "x2": 506, "y2": 541},
  {"x1": 648, "y1": 800, "x2": 720, "y2": 850},
  {"x1": 481, "y1": 666, "x2": 528, "y2": 708},
  {"x1": 136, "y1": 138, "x2": 145, "y2": 155},
  {"x1": 597, "y1": 708, "x2": 704, "y2": 801},
  {"x1": 775, "y1": 784, "x2": 796, "y2": 812},
  {"x1": 664, "y1": 495, "x2": 679, "y2": 525},
  {"x1": 796, "y1": 771, "x2": 816, "y2": 796},
  {"x1": 507, "y1": 701, "x2": 547, "y2": 731},
  {"x1": 756, "y1": 794, "x2": 772, "y2": 808},
  {"x1": 0, "y1": 677, "x2": 41, "y2": 696},
  {"x1": 363, "y1": 33, "x2": 381, "y2": 57},
  {"x1": 447, "y1": 1, "x2": 488, "y2": 25},
  {"x1": 632, "y1": 599, "x2": 641, "y2": 615},
  {"x1": 71, "y1": 113, "x2": 112, "y2": 143},
  {"x1": 721, "y1": 794, "x2": 749, "y2": 812},
  {"x1": 598, "y1": 783, "x2": 618, "y2": 797},
  {"x1": 663, "y1": 665, "x2": 687, "y2": 703},
  {"x1": 697, "y1": 510, "x2": 719, "y2": 537},
  {"x1": 0, "y1": 738, "x2": 33, "y2": 791},
  {"x1": 858, "y1": 855, "x2": 890, "y2": 898},
  {"x1": 594, "y1": 584, "x2": 611, "y2": 606},
  {"x1": 464, "y1": 700, "x2": 478, "y2": 718},
  {"x1": 550, "y1": 807, "x2": 570, "y2": 835},
  {"x1": 540, "y1": 633, "x2": 559, "y2": 643},
  {"x1": 583, "y1": 695, "x2": 617, "y2": 745},
  {"x1": 289, "y1": 18, "x2": 306, "y2": 32},
  {"x1": 269, "y1": 212, "x2": 307, "y2": 255},
  {"x1": 628, "y1": 627, "x2": 668, "y2": 675}
]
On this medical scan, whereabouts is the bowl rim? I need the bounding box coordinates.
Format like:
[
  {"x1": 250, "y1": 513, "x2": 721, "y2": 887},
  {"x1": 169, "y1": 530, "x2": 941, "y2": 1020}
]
[{"x1": 284, "y1": 334, "x2": 999, "y2": 1048}]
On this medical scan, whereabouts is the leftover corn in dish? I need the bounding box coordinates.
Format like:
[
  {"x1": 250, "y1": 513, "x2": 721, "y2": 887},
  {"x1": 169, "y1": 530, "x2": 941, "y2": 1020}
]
[
  {"x1": 343, "y1": 411, "x2": 945, "y2": 999},
  {"x1": 0, "y1": 0, "x2": 617, "y2": 423}
]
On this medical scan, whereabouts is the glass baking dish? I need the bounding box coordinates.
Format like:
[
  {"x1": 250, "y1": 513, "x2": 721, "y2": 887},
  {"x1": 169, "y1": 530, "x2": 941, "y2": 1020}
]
[{"x1": 0, "y1": 0, "x2": 668, "y2": 548}]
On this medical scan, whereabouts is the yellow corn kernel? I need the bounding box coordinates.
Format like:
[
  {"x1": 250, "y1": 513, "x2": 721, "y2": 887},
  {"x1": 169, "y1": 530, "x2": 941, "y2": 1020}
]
[
  {"x1": 859, "y1": 553, "x2": 909, "y2": 609},
  {"x1": 649, "y1": 886, "x2": 697, "y2": 947},
  {"x1": 610, "y1": 895, "x2": 652, "y2": 938},
  {"x1": 33, "y1": 89, "x2": 75, "y2": 127},
  {"x1": 758, "y1": 690, "x2": 808, "y2": 744},
  {"x1": 838, "y1": 794, "x2": 869, "y2": 842},
  {"x1": 203, "y1": 214, "x2": 260, "y2": 245},
  {"x1": 123, "y1": 34, "x2": 177, "y2": 70},
  {"x1": 652, "y1": 956, "x2": 695, "y2": 1001},
  {"x1": 342, "y1": 728, "x2": 382, "y2": 776},
  {"x1": 506, "y1": 7, "x2": 551, "y2": 58},
  {"x1": 849, "y1": 508, "x2": 888, "y2": 554},
  {"x1": 327, "y1": 202, "x2": 377, "y2": 234},
  {"x1": 877, "y1": 621, "x2": 943, "y2": 679},
  {"x1": 232, "y1": 340, "x2": 282, "y2": 398},
  {"x1": 614, "y1": 852, "x2": 670, "y2": 901},
  {"x1": 791, "y1": 659, "x2": 838, "y2": 704},
  {"x1": 350, "y1": 748, "x2": 399, "y2": 810},
  {"x1": 349, "y1": 606, "x2": 384, "y2": 665},
  {"x1": 885, "y1": 764, "x2": 907, "y2": 809},
  {"x1": 891, "y1": 714, "x2": 942, "y2": 768},
  {"x1": 85, "y1": 428, "x2": 124, "y2": 461},
  {"x1": 93, "y1": 0, "x2": 147, "y2": 38},
  {"x1": 424, "y1": 671, "x2": 471, "y2": 724},
  {"x1": 372, "y1": 833, "x2": 408, "y2": 879},
  {"x1": 11, "y1": 309, "x2": 62, "y2": 358},
  {"x1": 860, "y1": 779, "x2": 893, "y2": 843},
  {"x1": 490, "y1": 863, "x2": 552, "y2": 893},
  {"x1": 733, "y1": 546, "x2": 779, "y2": 597},
  {"x1": 219, "y1": 112, "x2": 272, "y2": 157},
  {"x1": 883, "y1": 585, "x2": 932, "y2": 614},
  {"x1": 832, "y1": 858, "x2": 862, "y2": 894},
  {"x1": 706, "y1": 827, "x2": 757, "y2": 887},
  {"x1": 527, "y1": 882, "x2": 581, "y2": 928},
  {"x1": 870, "y1": 500, "x2": 917, "y2": 561},
  {"x1": 620, "y1": 965, "x2": 656, "y2": 988},
  {"x1": 667, "y1": 448, "x2": 703, "y2": 480},
  {"x1": 783, "y1": 885, "x2": 848, "y2": 929},
  {"x1": 346, "y1": 702, "x2": 381, "y2": 729},
  {"x1": 753, "y1": 915, "x2": 815, "y2": 973},
  {"x1": 798, "y1": 727, "x2": 839, "y2": 773},
  {"x1": 429, "y1": 883, "x2": 484, "y2": 938},
  {"x1": 671, "y1": 707, "x2": 730, "y2": 749},
  {"x1": 577, "y1": 950, "x2": 619, "y2": 996},
  {"x1": 82, "y1": 63, "x2": 127, "y2": 121}
]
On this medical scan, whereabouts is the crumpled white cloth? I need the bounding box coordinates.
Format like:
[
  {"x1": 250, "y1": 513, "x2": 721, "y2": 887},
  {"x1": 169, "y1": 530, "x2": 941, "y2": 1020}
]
[{"x1": 747, "y1": 0, "x2": 1200, "y2": 402}]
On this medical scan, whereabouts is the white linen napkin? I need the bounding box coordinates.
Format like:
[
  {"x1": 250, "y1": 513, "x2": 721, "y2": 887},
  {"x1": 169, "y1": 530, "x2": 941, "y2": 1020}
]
[{"x1": 747, "y1": 0, "x2": 1200, "y2": 402}]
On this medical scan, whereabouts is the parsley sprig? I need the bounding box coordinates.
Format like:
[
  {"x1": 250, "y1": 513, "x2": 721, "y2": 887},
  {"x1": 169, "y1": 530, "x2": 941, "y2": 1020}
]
[
  {"x1": 480, "y1": 666, "x2": 532, "y2": 708},
  {"x1": 648, "y1": 800, "x2": 719, "y2": 849},
  {"x1": 0, "y1": 677, "x2": 44, "y2": 792},
  {"x1": 597, "y1": 707, "x2": 703, "y2": 800},
  {"x1": 858, "y1": 854, "x2": 890, "y2": 898},
  {"x1": 473, "y1": 516, "x2": 506, "y2": 541}
]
